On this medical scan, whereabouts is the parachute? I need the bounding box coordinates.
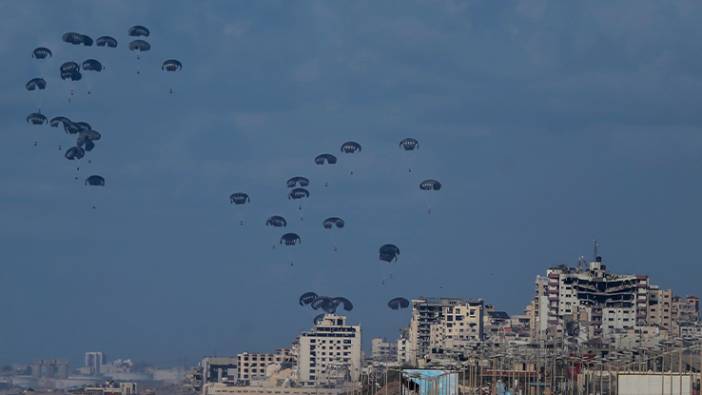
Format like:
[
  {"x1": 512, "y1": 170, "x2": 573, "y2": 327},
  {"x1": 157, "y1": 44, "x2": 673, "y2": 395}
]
[
  {"x1": 299, "y1": 291, "x2": 318, "y2": 306},
  {"x1": 25, "y1": 78, "x2": 46, "y2": 91},
  {"x1": 229, "y1": 192, "x2": 250, "y2": 205},
  {"x1": 266, "y1": 215, "x2": 287, "y2": 227},
  {"x1": 64, "y1": 146, "x2": 85, "y2": 160},
  {"x1": 288, "y1": 188, "x2": 310, "y2": 200},
  {"x1": 314, "y1": 153, "x2": 337, "y2": 165},
  {"x1": 63, "y1": 32, "x2": 92, "y2": 46},
  {"x1": 311, "y1": 296, "x2": 336, "y2": 313},
  {"x1": 128, "y1": 25, "x2": 150, "y2": 37},
  {"x1": 379, "y1": 244, "x2": 400, "y2": 263},
  {"x1": 96, "y1": 36, "x2": 118, "y2": 48},
  {"x1": 61, "y1": 70, "x2": 82, "y2": 81},
  {"x1": 85, "y1": 175, "x2": 105, "y2": 186},
  {"x1": 340, "y1": 141, "x2": 362, "y2": 154},
  {"x1": 50, "y1": 116, "x2": 72, "y2": 128},
  {"x1": 32, "y1": 47, "x2": 52, "y2": 59},
  {"x1": 330, "y1": 297, "x2": 353, "y2": 311},
  {"x1": 77, "y1": 130, "x2": 101, "y2": 151},
  {"x1": 82, "y1": 59, "x2": 103, "y2": 72},
  {"x1": 161, "y1": 59, "x2": 182, "y2": 72},
  {"x1": 26, "y1": 112, "x2": 47, "y2": 125},
  {"x1": 280, "y1": 233, "x2": 301, "y2": 246},
  {"x1": 399, "y1": 138, "x2": 419, "y2": 151},
  {"x1": 128, "y1": 40, "x2": 151, "y2": 52},
  {"x1": 61, "y1": 61, "x2": 80, "y2": 73},
  {"x1": 387, "y1": 297, "x2": 410, "y2": 310},
  {"x1": 286, "y1": 176, "x2": 310, "y2": 188},
  {"x1": 322, "y1": 217, "x2": 345, "y2": 229},
  {"x1": 419, "y1": 179, "x2": 442, "y2": 191}
]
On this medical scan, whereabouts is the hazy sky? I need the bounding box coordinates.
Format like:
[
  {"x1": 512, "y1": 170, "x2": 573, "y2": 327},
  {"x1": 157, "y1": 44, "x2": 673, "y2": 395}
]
[{"x1": 2, "y1": 0, "x2": 702, "y2": 366}]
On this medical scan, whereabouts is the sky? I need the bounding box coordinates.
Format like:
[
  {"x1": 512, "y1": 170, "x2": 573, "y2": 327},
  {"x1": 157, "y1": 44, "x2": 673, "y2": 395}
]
[{"x1": 2, "y1": 0, "x2": 702, "y2": 367}]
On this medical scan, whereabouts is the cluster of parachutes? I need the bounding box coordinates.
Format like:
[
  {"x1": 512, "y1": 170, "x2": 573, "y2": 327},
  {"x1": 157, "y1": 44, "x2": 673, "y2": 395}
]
[
  {"x1": 24, "y1": 25, "x2": 184, "y2": 206},
  {"x1": 299, "y1": 292, "x2": 355, "y2": 323}
]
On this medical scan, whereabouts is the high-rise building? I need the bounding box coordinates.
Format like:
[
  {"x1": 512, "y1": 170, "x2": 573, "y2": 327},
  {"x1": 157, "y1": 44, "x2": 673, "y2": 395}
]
[
  {"x1": 85, "y1": 352, "x2": 106, "y2": 376},
  {"x1": 407, "y1": 297, "x2": 484, "y2": 364},
  {"x1": 30, "y1": 359, "x2": 69, "y2": 379},
  {"x1": 370, "y1": 338, "x2": 397, "y2": 363},
  {"x1": 297, "y1": 314, "x2": 361, "y2": 386}
]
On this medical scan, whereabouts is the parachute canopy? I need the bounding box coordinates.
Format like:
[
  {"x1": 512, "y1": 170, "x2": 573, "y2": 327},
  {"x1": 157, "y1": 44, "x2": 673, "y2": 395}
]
[
  {"x1": 128, "y1": 39, "x2": 151, "y2": 52},
  {"x1": 399, "y1": 138, "x2": 419, "y2": 151},
  {"x1": 82, "y1": 59, "x2": 103, "y2": 72},
  {"x1": 322, "y1": 217, "x2": 345, "y2": 229},
  {"x1": 50, "y1": 116, "x2": 72, "y2": 128},
  {"x1": 26, "y1": 112, "x2": 47, "y2": 125},
  {"x1": 161, "y1": 59, "x2": 182, "y2": 72},
  {"x1": 61, "y1": 61, "x2": 80, "y2": 73},
  {"x1": 85, "y1": 175, "x2": 105, "y2": 186},
  {"x1": 286, "y1": 176, "x2": 310, "y2": 188},
  {"x1": 128, "y1": 25, "x2": 150, "y2": 37},
  {"x1": 62, "y1": 32, "x2": 92, "y2": 46},
  {"x1": 379, "y1": 244, "x2": 400, "y2": 263},
  {"x1": 299, "y1": 291, "x2": 318, "y2": 306},
  {"x1": 280, "y1": 233, "x2": 301, "y2": 246},
  {"x1": 388, "y1": 297, "x2": 410, "y2": 310},
  {"x1": 288, "y1": 188, "x2": 310, "y2": 200},
  {"x1": 61, "y1": 70, "x2": 82, "y2": 81},
  {"x1": 64, "y1": 146, "x2": 85, "y2": 160},
  {"x1": 419, "y1": 179, "x2": 442, "y2": 191},
  {"x1": 266, "y1": 215, "x2": 287, "y2": 227},
  {"x1": 314, "y1": 153, "x2": 337, "y2": 165},
  {"x1": 25, "y1": 78, "x2": 46, "y2": 91},
  {"x1": 96, "y1": 36, "x2": 118, "y2": 48},
  {"x1": 32, "y1": 47, "x2": 52, "y2": 59},
  {"x1": 340, "y1": 141, "x2": 362, "y2": 154},
  {"x1": 229, "y1": 192, "x2": 250, "y2": 205},
  {"x1": 331, "y1": 297, "x2": 354, "y2": 311}
]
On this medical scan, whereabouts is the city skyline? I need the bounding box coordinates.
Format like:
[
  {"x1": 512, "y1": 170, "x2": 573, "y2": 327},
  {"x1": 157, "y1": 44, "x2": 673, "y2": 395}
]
[{"x1": 3, "y1": 0, "x2": 702, "y2": 367}]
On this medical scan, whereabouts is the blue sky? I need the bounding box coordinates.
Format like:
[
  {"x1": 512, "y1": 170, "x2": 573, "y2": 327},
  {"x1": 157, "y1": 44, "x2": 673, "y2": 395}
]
[{"x1": 2, "y1": 0, "x2": 702, "y2": 366}]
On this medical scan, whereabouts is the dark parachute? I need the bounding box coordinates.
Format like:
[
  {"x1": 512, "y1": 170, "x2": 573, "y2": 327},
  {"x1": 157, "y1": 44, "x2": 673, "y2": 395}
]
[
  {"x1": 77, "y1": 130, "x2": 101, "y2": 151},
  {"x1": 64, "y1": 146, "x2": 85, "y2": 160},
  {"x1": 340, "y1": 141, "x2": 362, "y2": 153},
  {"x1": 129, "y1": 39, "x2": 151, "y2": 52},
  {"x1": 311, "y1": 296, "x2": 336, "y2": 314},
  {"x1": 288, "y1": 188, "x2": 310, "y2": 200},
  {"x1": 379, "y1": 244, "x2": 400, "y2": 263},
  {"x1": 280, "y1": 233, "x2": 301, "y2": 246},
  {"x1": 50, "y1": 116, "x2": 72, "y2": 128},
  {"x1": 63, "y1": 121, "x2": 92, "y2": 135},
  {"x1": 60, "y1": 61, "x2": 80, "y2": 73},
  {"x1": 85, "y1": 175, "x2": 105, "y2": 186},
  {"x1": 162, "y1": 59, "x2": 182, "y2": 72},
  {"x1": 266, "y1": 215, "x2": 287, "y2": 227},
  {"x1": 286, "y1": 176, "x2": 310, "y2": 188},
  {"x1": 96, "y1": 36, "x2": 118, "y2": 48},
  {"x1": 25, "y1": 78, "x2": 46, "y2": 91},
  {"x1": 82, "y1": 59, "x2": 103, "y2": 72},
  {"x1": 419, "y1": 179, "x2": 442, "y2": 191},
  {"x1": 313, "y1": 314, "x2": 325, "y2": 325},
  {"x1": 387, "y1": 297, "x2": 410, "y2": 310},
  {"x1": 32, "y1": 47, "x2": 52, "y2": 59},
  {"x1": 128, "y1": 25, "x2": 150, "y2": 37},
  {"x1": 299, "y1": 291, "x2": 318, "y2": 306},
  {"x1": 322, "y1": 217, "x2": 345, "y2": 229},
  {"x1": 330, "y1": 297, "x2": 353, "y2": 312},
  {"x1": 229, "y1": 192, "x2": 250, "y2": 205},
  {"x1": 61, "y1": 70, "x2": 82, "y2": 81},
  {"x1": 26, "y1": 112, "x2": 47, "y2": 125},
  {"x1": 314, "y1": 153, "x2": 337, "y2": 165},
  {"x1": 62, "y1": 32, "x2": 92, "y2": 46},
  {"x1": 399, "y1": 138, "x2": 419, "y2": 151}
]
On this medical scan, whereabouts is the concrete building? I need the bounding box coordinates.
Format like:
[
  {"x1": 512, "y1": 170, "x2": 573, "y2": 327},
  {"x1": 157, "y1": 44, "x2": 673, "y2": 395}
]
[
  {"x1": 237, "y1": 349, "x2": 292, "y2": 385},
  {"x1": 85, "y1": 352, "x2": 106, "y2": 376},
  {"x1": 201, "y1": 356, "x2": 238, "y2": 384},
  {"x1": 297, "y1": 314, "x2": 361, "y2": 386},
  {"x1": 370, "y1": 338, "x2": 397, "y2": 363},
  {"x1": 30, "y1": 359, "x2": 69, "y2": 379},
  {"x1": 407, "y1": 297, "x2": 484, "y2": 364}
]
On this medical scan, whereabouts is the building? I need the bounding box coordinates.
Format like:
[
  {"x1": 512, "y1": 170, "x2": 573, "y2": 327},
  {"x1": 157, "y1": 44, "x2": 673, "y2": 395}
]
[
  {"x1": 85, "y1": 352, "x2": 106, "y2": 376},
  {"x1": 297, "y1": 314, "x2": 361, "y2": 386},
  {"x1": 370, "y1": 338, "x2": 397, "y2": 363},
  {"x1": 30, "y1": 359, "x2": 69, "y2": 379},
  {"x1": 237, "y1": 349, "x2": 292, "y2": 385},
  {"x1": 407, "y1": 297, "x2": 484, "y2": 364},
  {"x1": 201, "y1": 357, "x2": 238, "y2": 384}
]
